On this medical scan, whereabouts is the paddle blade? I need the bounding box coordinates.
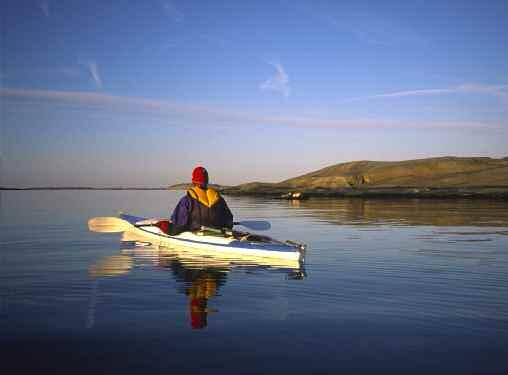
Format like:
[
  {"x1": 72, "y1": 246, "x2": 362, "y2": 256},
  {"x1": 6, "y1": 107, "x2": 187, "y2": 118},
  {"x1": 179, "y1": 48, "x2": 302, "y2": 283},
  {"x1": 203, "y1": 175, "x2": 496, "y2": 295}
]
[
  {"x1": 88, "y1": 217, "x2": 132, "y2": 233},
  {"x1": 234, "y1": 220, "x2": 271, "y2": 231}
]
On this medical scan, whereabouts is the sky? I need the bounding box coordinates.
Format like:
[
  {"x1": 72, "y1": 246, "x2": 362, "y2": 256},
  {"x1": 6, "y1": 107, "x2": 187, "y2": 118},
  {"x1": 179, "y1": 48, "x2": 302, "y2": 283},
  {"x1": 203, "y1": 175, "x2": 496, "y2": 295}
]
[{"x1": 1, "y1": 0, "x2": 507, "y2": 187}]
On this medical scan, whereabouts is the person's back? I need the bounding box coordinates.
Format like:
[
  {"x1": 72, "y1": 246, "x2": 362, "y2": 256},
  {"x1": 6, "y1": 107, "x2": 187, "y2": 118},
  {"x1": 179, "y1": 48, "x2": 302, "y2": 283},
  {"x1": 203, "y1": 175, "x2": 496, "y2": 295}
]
[{"x1": 170, "y1": 166, "x2": 233, "y2": 234}]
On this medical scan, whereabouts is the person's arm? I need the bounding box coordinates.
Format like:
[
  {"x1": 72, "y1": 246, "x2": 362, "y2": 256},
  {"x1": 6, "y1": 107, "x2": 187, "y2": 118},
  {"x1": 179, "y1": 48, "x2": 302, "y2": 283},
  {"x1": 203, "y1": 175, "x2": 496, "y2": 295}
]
[
  {"x1": 220, "y1": 197, "x2": 234, "y2": 229},
  {"x1": 170, "y1": 196, "x2": 192, "y2": 234}
]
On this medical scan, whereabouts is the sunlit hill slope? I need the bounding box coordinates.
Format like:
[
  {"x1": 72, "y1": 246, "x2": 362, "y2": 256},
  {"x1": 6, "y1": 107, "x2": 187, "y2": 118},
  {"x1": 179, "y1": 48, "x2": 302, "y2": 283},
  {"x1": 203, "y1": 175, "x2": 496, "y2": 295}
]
[{"x1": 224, "y1": 157, "x2": 508, "y2": 197}]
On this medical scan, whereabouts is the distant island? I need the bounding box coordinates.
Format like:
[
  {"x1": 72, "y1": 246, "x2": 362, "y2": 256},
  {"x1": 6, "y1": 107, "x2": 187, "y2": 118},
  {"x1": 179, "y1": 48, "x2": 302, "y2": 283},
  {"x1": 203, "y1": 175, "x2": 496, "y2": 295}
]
[
  {"x1": 0, "y1": 187, "x2": 169, "y2": 191},
  {"x1": 1, "y1": 184, "x2": 229, "y2": 191},
  {"x1": 223, "y1": 156, "x2": 508, "y2": 199}
]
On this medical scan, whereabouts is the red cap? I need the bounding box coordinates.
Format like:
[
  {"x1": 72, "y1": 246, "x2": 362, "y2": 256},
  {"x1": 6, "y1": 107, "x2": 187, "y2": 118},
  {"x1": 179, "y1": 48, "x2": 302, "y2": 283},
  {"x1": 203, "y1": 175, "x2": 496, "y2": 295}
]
[{"x1": 192, "y1": 166, "x2": 208, "y2": 185}]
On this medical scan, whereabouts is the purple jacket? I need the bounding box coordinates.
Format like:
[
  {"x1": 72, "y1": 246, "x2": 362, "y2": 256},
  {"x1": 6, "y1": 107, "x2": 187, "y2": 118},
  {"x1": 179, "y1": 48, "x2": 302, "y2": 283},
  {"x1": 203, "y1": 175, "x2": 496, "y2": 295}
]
[
  {"x1": 170, "y1": 193, "x2": 233, "y2": 234},
  {"x1": 170, "y1": 195, "x2": 193, "y2": 229}
]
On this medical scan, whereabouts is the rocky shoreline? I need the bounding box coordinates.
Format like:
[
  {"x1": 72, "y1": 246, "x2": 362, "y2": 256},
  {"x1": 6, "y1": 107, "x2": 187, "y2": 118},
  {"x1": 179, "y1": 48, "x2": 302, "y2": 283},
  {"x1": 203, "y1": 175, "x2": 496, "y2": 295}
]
[{"x1": 222, "y1": 186, "x2": 508, "y2": 200}]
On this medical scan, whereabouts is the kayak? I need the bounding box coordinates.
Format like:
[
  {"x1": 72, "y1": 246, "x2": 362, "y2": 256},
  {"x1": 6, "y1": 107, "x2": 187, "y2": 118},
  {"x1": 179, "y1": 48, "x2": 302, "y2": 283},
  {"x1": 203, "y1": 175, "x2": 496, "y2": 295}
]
[{"x1": 118, "y1": 214, "x2": 306, "y2": 262}]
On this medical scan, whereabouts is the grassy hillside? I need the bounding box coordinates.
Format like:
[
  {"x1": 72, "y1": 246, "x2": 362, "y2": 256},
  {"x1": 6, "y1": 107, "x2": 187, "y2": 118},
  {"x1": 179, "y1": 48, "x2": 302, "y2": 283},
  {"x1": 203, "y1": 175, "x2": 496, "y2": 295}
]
[
  {"x1": 283, "y1": 157, "x2": 508, "y2": 188},
  {"x1": 224, "y1": 157, "x2": 508, "y2": 197}
]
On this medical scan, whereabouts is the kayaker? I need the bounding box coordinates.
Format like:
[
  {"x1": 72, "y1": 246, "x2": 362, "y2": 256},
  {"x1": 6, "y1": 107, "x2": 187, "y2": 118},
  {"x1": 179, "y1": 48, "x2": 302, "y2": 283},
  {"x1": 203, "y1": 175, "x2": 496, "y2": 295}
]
[{"x1": 169, "y1": 166, "x2": 233, "y2": 234}]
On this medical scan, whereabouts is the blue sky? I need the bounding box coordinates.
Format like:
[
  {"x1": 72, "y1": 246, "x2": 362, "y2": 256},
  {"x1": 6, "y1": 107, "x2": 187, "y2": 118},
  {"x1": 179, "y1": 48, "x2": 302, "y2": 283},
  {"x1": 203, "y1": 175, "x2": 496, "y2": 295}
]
[{"x1": 1, "y1": 0, "x2": 507, "y2": 187}]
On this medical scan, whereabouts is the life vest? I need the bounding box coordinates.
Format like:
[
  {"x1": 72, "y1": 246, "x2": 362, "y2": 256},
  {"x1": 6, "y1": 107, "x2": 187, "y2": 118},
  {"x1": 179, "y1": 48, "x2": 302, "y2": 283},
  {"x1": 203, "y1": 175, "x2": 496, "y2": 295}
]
[{"x1": 187, "y1": 186, "x2": 225, "y2": 231}]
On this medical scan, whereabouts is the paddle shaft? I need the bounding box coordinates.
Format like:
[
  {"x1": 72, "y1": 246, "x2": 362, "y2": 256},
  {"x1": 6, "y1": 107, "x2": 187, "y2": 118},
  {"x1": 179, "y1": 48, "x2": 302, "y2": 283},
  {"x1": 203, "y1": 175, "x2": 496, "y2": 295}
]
[{"x1": 89, "y1": 216, "x2": 271, "y2": 233}]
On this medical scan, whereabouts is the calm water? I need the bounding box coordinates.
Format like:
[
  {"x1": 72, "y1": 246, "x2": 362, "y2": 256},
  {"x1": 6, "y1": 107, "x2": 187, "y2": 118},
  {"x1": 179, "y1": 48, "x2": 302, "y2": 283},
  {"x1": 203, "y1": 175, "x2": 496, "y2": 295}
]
[{"x1": 1, "y1": 191, "x2": 508, "y2": 374}]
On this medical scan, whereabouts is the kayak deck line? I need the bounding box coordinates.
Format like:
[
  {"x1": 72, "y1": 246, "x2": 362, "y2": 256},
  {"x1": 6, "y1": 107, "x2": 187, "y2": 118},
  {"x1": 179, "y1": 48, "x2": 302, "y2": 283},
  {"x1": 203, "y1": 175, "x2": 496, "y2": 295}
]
[{"x1": 118, "y1": 213, "x2": 306, "y2": 261}]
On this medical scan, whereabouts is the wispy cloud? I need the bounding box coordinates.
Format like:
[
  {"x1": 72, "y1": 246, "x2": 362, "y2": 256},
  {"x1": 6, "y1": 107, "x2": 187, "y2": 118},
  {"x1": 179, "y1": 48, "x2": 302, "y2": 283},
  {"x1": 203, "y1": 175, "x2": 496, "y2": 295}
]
[
  {"x1": 39, "y1": 1, "x2": 49, "y2": 17},
  {"x1": 2, "y1": 88, "x2": 502, "y2": 131},
  {"x1": 87, "y1": 62, "x2": 102, "y2": 88},
  {"x1": 345, "y1": 84, "x2": 508, "y2": 102},
  {"x1": 260, "y1": 62, "x2": 290, "y2": 97},
  {"x1": 78, "y1": 61, "x2": 103, "y2": 89}
]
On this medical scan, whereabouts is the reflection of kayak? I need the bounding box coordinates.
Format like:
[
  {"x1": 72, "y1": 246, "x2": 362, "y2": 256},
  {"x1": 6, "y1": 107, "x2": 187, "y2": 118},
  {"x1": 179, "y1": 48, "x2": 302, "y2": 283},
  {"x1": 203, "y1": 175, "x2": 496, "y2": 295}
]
[
  {"x1": 119, "y1": 214, "x2": 306, "y2": 262},
  {"x1": 121, "y1": 244, "x2": 305, "y2": 274}
]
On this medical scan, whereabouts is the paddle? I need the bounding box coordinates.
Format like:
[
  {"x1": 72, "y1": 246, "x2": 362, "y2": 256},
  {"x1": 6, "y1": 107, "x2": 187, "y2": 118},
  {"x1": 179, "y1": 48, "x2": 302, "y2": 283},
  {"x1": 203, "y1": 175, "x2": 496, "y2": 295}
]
[
  {"x1": 88, "y1": 216, "x2": 272, "y2": 233},
  {"x1": 88, "y1": 217, "x2": 131, "y2": 233}
]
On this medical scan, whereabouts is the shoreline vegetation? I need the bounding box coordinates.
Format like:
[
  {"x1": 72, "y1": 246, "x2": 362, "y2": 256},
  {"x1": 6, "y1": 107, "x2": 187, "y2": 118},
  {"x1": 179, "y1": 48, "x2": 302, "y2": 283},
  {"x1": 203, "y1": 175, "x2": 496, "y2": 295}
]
[{"x1": 3, "y1": 157, "x2": 508, "y2": 199}]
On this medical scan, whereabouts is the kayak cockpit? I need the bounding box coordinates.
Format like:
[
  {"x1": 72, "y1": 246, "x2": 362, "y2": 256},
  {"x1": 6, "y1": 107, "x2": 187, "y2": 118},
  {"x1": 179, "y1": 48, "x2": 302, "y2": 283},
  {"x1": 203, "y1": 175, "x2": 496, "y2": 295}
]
[{"x1": 140, "y1": 224, "x2": 306, "y2": 251}]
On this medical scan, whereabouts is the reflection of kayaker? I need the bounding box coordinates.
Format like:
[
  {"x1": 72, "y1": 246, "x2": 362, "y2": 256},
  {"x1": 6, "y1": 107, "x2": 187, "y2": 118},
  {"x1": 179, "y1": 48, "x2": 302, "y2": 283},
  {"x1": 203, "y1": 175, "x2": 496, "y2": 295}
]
[
  {"x1": 187, "y1": 274, "x2": 219, "y2": 329},
  {"x1": 159, "y1": 256, "x2": 227, "y2": 330},
  {"x1": 87, "y1": 247, "x2": 305, "y2": 330},
  {"x1": 168, "y1": 166, "x2": 233, "y2": 235}
]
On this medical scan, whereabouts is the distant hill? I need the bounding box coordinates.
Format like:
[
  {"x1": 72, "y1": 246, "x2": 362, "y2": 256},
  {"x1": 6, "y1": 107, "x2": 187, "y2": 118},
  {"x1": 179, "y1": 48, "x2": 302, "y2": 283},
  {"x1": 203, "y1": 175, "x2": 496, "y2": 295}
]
[
  {"x1": 224, "y1": 157, "x2": 508, "y2": 197},
  {"x1": 282, "y1": 156, "x2": 508, "y2": 188}
]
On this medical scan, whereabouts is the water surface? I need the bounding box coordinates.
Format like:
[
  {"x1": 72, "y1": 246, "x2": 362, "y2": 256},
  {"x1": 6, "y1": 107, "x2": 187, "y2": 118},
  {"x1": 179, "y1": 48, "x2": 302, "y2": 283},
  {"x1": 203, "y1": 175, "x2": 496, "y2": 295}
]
[{"x1": 1, "y1": 191, "x2": 508, "y2": 374}]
